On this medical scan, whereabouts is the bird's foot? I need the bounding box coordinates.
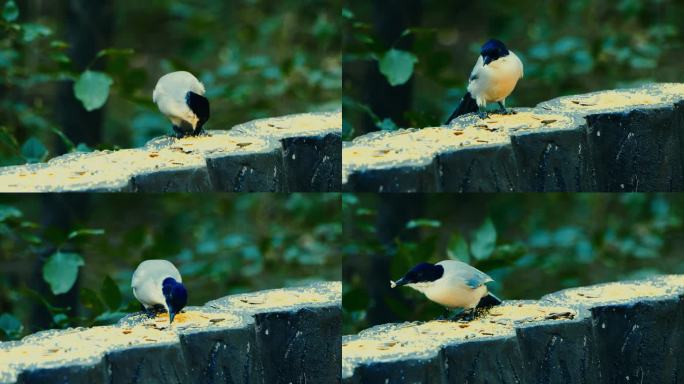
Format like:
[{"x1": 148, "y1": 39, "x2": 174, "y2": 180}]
[
  {"x1": 497, "y1": 109, "x2": 517, "y2": 115},
  {"x1": 434, "y1": 308, "x2": 453, "y2": 321},
  {"x1": 143, "y1": 305, "x2": 165, "y2": 319},
  {"x1": 172, "y1": 125, "x2": 194, "y2": 139},
  {"x1": 477, "y1": 111, "x2": 489, "y2": 119},
  {"x1": 193, "y1": 129, "x2": 209, "y2": 137},
  {"x1": 450, "y1": 309, "x2": 477, "y2": 322}
]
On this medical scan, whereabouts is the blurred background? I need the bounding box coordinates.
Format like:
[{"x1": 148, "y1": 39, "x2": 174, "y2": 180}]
[
  {"x1": 0, "y1": 0, "x2": 341, "y2": 165},
  {"x1": 343, "y1": 194, "x2": 684, "y2": 334},
  {"x1": 0, "y1": 193, "x2": 341, "y2": 341},
  {"x1": 343, "y1": 0, "x2": 684, "y2": 140}
]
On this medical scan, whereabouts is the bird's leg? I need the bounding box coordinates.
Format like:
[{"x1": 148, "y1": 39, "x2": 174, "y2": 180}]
[
  {"x1": 141, "y1": 305, "x2": 158, "y2": 319},
  {"x1": 477, "y1": 106, "x2": 489, "y2": 119},
  {"x1": 172, "y1": 125, "x2": 186, "y2": 139},
  {"x1": 497, "y1": 101, "x2": 516, "y2": 115},
  {"x1": 435, "y1": 307, "x2": 451, "y2": 320},
  {"x1": 451, "y1": 308, "x2": 477, "y2": 322}
]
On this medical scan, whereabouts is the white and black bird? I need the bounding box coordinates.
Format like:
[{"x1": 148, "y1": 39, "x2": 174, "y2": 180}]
[
  {"x1": 131, "y1": 259, "x2": 188, "y2": 323},
  {"x1": 446, "y1": 39, "x2": 524, "y2": 123},
  {"x1": 153, "y1": 71, "x2": 210, "y2": 138},
  {"x1": 391, "y1": 260, "x2": 501, "y2": 319}
]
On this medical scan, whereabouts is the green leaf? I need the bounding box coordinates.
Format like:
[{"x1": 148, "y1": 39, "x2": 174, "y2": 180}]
[
  {"x1": 67, "y1": 228, "x2": 104, "y2": 240},
  {"x1": 0, "y1": 126, "x2": 19, "y2": 152},
  {"x1": 378, "y1": 49, "x2": 418, "y2": 86},
  {"x1": 377, "y1": 118, "x2": 398, "y2": 132},
  {"x1": 0, "y1": 313, "x2": 22, "y2": 338},
  {"x1": 21, "y1": 23, "x2": 52, "y2": 42},
  {"x1": 448, "y1": 233, "x2": 469, "y2": 262},
  {"x1": 3, "y1": 0, "x2": 18, "y2": 22},
  {"x1": 80, "y1": 287, "x2": 104, "y2": 314},
  {"x1": 100, "y1": 275, "x2": 121, "y2": 311},
  {"x1": 73, "y1": 70, "x2": 113, "y2": 111},
  {"x1": 342, "y1": 8, "x2": 354, "y2": 19},
  {"x1": 0, "y1": 205, "x2": 22, "y2": 222},
  {"x1": 470, "y1": 218, "x2": 497, "y2": 260},
  {"x1": 20, "y1": 137, "x2": 48, "y2": 163},
  {"x1": 95, "y1": 48, "x2": 134, "y2": 59},
  {"x1": 405, "y1": 219, "x2": 441, "y2": 229},
  {"x1": 42, "y1": 251, "x2": 84, "y2": 295},
  {"x1": 50, "y1": 40, "x2": 69, "y2": 49}
]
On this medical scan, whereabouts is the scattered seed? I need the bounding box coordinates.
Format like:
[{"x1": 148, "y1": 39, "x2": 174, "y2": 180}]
[
  {"x1": 149, "y1": 153, "x2": 159, "y2": 158},
  {"x1": 544, "y1": 312, "x2": 575, "y2": 320},
  {"x1": 122, "y1": 330, "x2": 132, "y2": 334},
  {"x1": 481, "y1": 332, "x2": 494, "y2": 336},
  {"x1": 453, "y1": 131, "x2": 464, "y2": 136},
  {"x1": 236, "y1": 142, "x2": 252, "y2": 148},
  {"x1": 541, "y1": 119, "x2": 557, "y2": 125},
  {"x1": 209, "y1": 318, "x2": 225, "y2": 324}
]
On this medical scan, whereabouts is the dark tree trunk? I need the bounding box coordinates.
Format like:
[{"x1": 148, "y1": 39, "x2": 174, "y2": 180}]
[
  {"x1": 366, "y1": 194, "x2": 424, "y2": 325},
  {"x1": 30, "y1": 195, "x2": 92, "y2": 330},
  {"x1": 355, "y1": 0, "x2": 422, "y2": 136},
  {"x1": 55, "y1": 0, "x2": 114, "y2": 153}
]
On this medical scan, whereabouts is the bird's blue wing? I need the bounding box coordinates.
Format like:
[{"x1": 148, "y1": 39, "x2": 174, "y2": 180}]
[{"x1": 463, "y1": 267, "x2": 493, "y2": 289}]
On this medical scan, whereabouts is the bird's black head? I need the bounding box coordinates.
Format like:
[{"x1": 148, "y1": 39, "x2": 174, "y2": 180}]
[
  {"x1": 481, "y1": 39, "x2": 509, "y2": 65},
  {"x1": 185, "y1": 91, "x2": 210, "y2": 135},
  {"x1": 393, "y1": 262, "x2": 444, "y2": 288},
  {"x1": 162, "y1": 277, "x2": 187, "y2": 323}
]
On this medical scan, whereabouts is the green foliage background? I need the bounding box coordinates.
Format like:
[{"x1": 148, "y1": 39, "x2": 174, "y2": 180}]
[
  {"x1": 343, "y1": 194, "x2": 684, "y2": 334},
  {"x1": 343, "y1": 0, "x2": 684, "y2": 139},
  {"x1": 0, "y1": 0, "x2": 341, "y2": 165},
  {"x1": 0, "y1": 193, "x2": 341, "y2": 340}
]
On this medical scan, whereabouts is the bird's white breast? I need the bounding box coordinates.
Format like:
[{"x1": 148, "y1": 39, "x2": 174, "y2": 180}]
[
  {"x1": 468, "y1": 51, "x2": 524, "y2": 106},
  {"x1": 407, "y1": 260, "x2": 491, "y2": 309},
  {"x1": 410, "y1": 278, "x2": 488, "y2": 309}
]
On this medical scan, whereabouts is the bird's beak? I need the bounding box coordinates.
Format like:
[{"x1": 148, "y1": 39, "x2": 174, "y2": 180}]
[
  {"x1": 391, "y1": 277, "x2": 408, "y2": 288},
  {"x1": 169, "y1": 311, "x2": 176, "y2": 324},
  {"x1": 483, "y1": 55, "x2": 493, "y2": 65}
]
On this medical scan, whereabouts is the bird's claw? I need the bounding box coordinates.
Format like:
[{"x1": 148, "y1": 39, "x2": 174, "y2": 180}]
[{"x1": 477, "y1": 111, "x2": 489, "y2": 119}]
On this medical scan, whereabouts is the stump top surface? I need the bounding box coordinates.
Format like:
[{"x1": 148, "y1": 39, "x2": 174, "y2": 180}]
[
  {"x1": 342, "y1": 109, "x2": 576, "y2": 183},
  {"x1": 538, "y1": 82, "x2": 684, "y2": 113},
  {"x1": 0, "y1": 281, "x2": 340, "y2": 383},
  {"x1": 543, "y1": 275, "x2": 683, "y2": 306},
  {"x1": 0, "y1": 110, "x2": 341, "y2": 192},
  {"x1": 207, "y1": 281, "x2": 341, "y2": 312},
  {"x1": 232, "y1": 110, "x2": 341, "y2": 139},
  {"x1": 0, "y1": 307, "x2": 243, "y2": 382},
  {"x1": 341, "y1": 300, "x2": 576, "y2": 378}
]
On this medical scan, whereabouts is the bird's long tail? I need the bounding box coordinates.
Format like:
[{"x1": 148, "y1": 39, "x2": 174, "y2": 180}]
[
  {"x1": 445, "y1": 92, "x2": 478, "y2": 124},
  {"x1": 476, "y1": 293, "x2": 502, "y2": 309}
]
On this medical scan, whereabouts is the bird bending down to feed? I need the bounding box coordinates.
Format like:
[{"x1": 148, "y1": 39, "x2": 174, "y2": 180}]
[
  {"x1": 132, "y1": 259, "x2": 188, "y2": 323},
  {"x1": 446, "y1": 39, "x2": 524, "y2": 124},
  {"x1": 391, "y1": 260, "x2": 501, "y2": 320},
  {"x1": 153, "y1": 71, "x2": 210, "y2": 138}
]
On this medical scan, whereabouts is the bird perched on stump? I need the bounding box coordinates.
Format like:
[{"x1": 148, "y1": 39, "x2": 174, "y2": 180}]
[
  {"x1": 391, "y1": 260, "x2": 501, "y2": 320},
  {"x1": 132, "y1": 259, "x2": 187, "y2": 323},
  {"x1": 153, "y1": 71, "x2": 210, "y2": 138},
  {"x1": 446, "y1": 39, "x2": 523, "y2": 124}
]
